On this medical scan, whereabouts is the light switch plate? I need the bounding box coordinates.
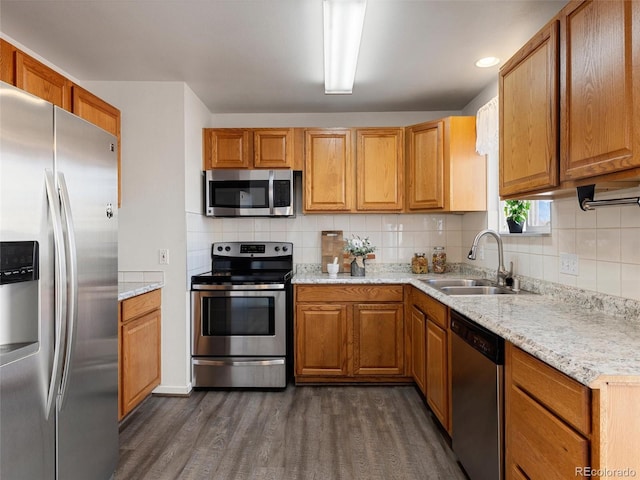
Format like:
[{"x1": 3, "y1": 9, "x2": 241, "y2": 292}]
[{"x1": 559, "y1": 252, "x2": 578, "y2": 275}]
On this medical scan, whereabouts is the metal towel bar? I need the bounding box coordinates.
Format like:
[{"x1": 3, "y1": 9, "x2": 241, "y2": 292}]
[{"x1": 577, "y1": 184, "x2": 640, "y2": 211}]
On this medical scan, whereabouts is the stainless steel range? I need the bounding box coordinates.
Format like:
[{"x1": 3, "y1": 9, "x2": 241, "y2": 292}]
[{"x1": 191, "y1": 242, "x2": 293, "y2": 388}]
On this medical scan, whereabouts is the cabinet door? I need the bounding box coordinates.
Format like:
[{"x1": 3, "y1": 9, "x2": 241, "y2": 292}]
[
  {"x1": 410, "y1": 306, "x2": 426, "y2": 394},
  {"x1": 500, "y1": 21, "x2": 559, "y2": 197},
  {"x1": 0, "y1": 39, "x2": 15, "y2": 84},
  {"x1": 406, "y1": 121, "x2": 444, "y2": 209},
  {"x1": 353, "y1": 303, "x2": 404, "y2": 376},
  {"x1": 356, "y1": 128, "x2": 404, "y2": 211},
  {"x1": 304, "y1": 129, "x2": 353, "y2": 212},
  {"x1": 253, "y1": 128, "x2": 293, "y2": 168},
  {"x1": 295, "y1": 304, "x2": 349, "y2": 377},
  {"x1": 15, "y1": 51, "x2": 71, "y2": 110},
  {"x1": 506, "y1": 385, "x2": 590, "y2": 480},
  {"x1": 426, "y1": 320, "x2": 449, "y2": 430},
  {"x1": 203, "y1": 128, "x2": 251, "y2": 169},
  {"x1": 121, "y1": 309, "x2": 161, "y2": 417},
  {"x1": 560, "y1": 0, "x2": 640, "y2": 181}
]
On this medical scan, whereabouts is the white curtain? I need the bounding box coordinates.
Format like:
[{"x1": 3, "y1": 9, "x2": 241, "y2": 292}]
[{"x1": 475, "y1": 96, "x2": 499, "y2": 156}]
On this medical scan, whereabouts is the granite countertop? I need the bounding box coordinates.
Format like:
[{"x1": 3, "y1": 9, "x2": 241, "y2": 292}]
[
  {"x1": 118, "y1": 281, "x2": 164, "y2": 301},
  {"x1": 292, "y1": 271, "x2": 640, "y2": 388}
]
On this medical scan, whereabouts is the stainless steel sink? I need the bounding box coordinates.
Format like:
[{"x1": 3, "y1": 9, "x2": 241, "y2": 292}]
[
  {"x1": 420, "y1": 278, "x2": 519, "y2": 295},
  {"x1": 439, "y1": 285, "x2": 516, "y2": 295},
  {"x1": 421, "y1": 278, "x2": 494, "y2": 288}
]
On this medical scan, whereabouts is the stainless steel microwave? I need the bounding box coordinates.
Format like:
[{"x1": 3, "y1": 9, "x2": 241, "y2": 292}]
[{"x1": 204, "y1": 169, "x2": 294, "y2": 217}]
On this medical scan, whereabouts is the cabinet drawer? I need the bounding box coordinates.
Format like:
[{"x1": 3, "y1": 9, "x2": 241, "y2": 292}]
[
  {"x1": 122, "y1": 289, "x2": 162, "y2": 322},
  {"x1": 295, "y1": 285, "x2": 403, "y2": 303},
  {"x1": 509, "y1": 344, "x2": 591, "y2": 436},
  {"x1": 508, "y1": 385, "x2": 590, "y2": 480},
  {"x1": 410, "y1": 287, "x2": 448, "y2": 328}
]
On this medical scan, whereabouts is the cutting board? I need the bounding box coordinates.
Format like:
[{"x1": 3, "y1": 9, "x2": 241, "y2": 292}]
[{"x1": 321, "y1": 230, "x2": 345, "y2": 272}]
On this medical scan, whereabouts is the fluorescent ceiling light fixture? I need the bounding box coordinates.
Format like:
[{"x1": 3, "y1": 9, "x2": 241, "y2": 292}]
[
  {"x1": 323, "y1": 0, "x2": 367, "y2": 94},
  {"x1": 475, "y1": 56, "x2": 501, "y2": 68}
]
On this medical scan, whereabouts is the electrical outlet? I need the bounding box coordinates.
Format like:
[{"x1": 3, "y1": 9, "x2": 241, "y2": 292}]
[
  {"x1": 159, "y1": 249, "x2": 169, "y2": 265},
  {"x1": 559, "y1": 252, "x2": 578, "y2": 275},
  {"x1": 479, "y1": 246, "x2": 485, "y2": 260}
]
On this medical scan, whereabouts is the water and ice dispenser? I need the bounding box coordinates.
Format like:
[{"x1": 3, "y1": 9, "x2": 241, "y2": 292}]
[{"x1": 0, "y1": 241, "x2": 39, "y2": 364}]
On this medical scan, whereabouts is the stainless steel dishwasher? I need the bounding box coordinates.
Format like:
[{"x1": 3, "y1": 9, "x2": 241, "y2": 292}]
[{"x1": 450, "y1": 310, "x2": 505, "y2": 480}]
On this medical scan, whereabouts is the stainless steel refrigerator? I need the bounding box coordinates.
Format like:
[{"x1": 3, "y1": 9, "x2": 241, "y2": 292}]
[{"x1": 0, "y1": 81, "x2": 119, "y2": 479}]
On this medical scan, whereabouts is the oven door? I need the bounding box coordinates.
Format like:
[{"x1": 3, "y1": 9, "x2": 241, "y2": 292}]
[{"x1": 192, "y1": 287, "x2": 286, "y2": 357}]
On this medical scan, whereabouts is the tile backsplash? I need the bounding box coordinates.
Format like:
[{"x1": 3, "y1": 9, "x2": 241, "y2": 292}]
[{"x1": 186, "y1": 212, "x2": 464, "y2": 277}]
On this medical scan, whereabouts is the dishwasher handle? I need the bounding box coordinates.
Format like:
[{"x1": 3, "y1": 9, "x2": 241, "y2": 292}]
[{"x1": 451, "y1": 311, "x2": 504, "y2": 365}]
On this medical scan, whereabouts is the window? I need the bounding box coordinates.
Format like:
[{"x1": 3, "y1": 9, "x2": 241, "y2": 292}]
[{"x1": 498, "y1": 199, "x2": 552, "y2": 234}]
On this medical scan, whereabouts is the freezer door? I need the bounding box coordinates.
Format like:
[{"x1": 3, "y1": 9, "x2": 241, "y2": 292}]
[
  {"x1": 0, "y1": 83, "x2": 56, "y2": 479},
  {"x1": 54, "y1": 108, "x2": 118, "y2": 480}
]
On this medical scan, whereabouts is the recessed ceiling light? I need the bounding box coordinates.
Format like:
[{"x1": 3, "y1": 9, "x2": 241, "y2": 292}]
[{"x1": 475, "y1": 57, "x2": 501, "y2": 68}]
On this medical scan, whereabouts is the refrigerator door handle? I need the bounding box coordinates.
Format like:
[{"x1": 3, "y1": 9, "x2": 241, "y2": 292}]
[
  {"x1": 44, "y1": 170, "x2": 67, "y2": 420},
  {"x1": 56, "y1": 172, "x2": 78, "y2": 410}
]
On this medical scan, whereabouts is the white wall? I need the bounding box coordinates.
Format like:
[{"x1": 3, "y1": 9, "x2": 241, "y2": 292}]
[{"x1": 84, "y1": 81, "x2": 195, "y2": 394}]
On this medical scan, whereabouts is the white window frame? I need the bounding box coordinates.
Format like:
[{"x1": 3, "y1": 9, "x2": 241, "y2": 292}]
[{"x1": 498, "y1": 199, "x2": 552, "y2": 234}]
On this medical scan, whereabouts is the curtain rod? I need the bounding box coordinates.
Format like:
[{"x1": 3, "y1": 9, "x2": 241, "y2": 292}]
[{"x1": 577, "y1": 184, "x2": 640, "y2": 211}]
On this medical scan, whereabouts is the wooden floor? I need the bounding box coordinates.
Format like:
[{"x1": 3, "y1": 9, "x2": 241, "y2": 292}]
[{"x1": 115, "y1": 385, "x2": 466, "y2": 480}]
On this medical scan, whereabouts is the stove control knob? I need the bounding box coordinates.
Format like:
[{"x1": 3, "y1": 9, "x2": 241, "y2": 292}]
[
  {"x1": 282, "y1": 245, "x2": 289, "y2": 252},
  {"x1": 225, "y1": 246, "x2": 231, "y2": 252},
  {"x1": 217, "y1": 246, "x2": 223, "y2": 252},
  {"x1": 274, "y1": 246, "x2": 280, "y2": 252}
]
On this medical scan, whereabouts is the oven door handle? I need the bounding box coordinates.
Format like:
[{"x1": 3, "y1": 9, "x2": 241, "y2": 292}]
[
  {"x1": 193, "y1": 358, "x2": 285, "y2": 367},
  {"x1": 192, "y1": 283, "x2": 286, "y2": 291}
]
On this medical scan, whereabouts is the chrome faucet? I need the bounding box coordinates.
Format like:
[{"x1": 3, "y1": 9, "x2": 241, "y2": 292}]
[{"x1": 467, "y1": 229, "x2": 513, "y2": 286}]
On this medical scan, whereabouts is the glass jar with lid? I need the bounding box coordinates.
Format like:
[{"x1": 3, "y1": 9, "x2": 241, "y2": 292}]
[
  {"x1": 411, "y1": 253, "x2": 428, "y2": 274},
  {"x1": 432, "y1": 246, "x2": 447, "y2": 274}
]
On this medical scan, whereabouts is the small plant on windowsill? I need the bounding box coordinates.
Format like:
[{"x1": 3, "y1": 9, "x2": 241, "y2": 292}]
[{"x1": 504, "y1": 200, "x2": 531, "y2": 233}]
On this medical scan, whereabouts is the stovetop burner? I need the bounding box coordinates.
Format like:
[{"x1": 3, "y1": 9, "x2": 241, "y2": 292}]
[
  {"x1": 191, "y1": 241, "x2": 293, "y2": 288},
  {"x1": 191, "y1": 271, "x2": 292, "y2": 285}
]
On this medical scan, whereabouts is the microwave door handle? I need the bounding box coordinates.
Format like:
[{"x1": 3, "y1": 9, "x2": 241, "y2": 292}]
[
  {"x1": 268, "y1": 170, "x2": 274, "y2": 215},
  {"x1": 44, "y1": 170, "x2": 67, "y2": 420}
]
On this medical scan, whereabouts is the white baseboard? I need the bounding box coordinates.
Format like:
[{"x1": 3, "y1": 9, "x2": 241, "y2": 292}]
[{"x1": 152, "y1": 382, "x2": 192, "y2": 396}]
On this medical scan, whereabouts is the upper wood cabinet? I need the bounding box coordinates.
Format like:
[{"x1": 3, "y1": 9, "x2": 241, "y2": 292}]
[
  {"x1": 355, "y1": 128, "x2": 404, "y2": 211},
  {"x1": 0, "y1": 39, "x2": 16, "y2": 84},
  {"x1": 304, "y1": 128, "x2": 354, "y2": 212},
  {"x1": 15, "y1": 49, "x2": 72, "y2": 111},
  {"x1": 560, "y1": 0, "x2": 640, "y2": 183},
  {"x1": 500, "y1": 0, "x2": 640, "y2": 197},
  {"x1": 203, "y1": 128, "x2": 297, "y2": 169},
  {"x1": 500, "y1": 21, "x2": 560, "y2": 197},
  {"x1": 203, "y1": 128, "x2": 251, "y2": 169},
  {"x1": 304, "y1": 127, "x2": 404, "y2": 213},
  {"x1": 406, "y1": 116, "x2": 486, "y2": 212},
  {"x1": 253, "y1": 128, "x2": 295, "y2": 168}
]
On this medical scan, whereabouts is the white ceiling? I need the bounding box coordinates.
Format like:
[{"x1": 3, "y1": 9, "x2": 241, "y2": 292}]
[{"x1": 0, "y1": 0, "x2": 566, "y2": 113}]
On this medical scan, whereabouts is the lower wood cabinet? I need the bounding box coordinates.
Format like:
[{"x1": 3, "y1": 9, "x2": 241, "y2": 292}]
[
  {"x1": 506, "y1": 343, "x2": 591, "y2": 479},
  {"x1": 294, "y1": 285, "x2": 407, "y2": 383},
  {"x1": 119, "y1": 289, "x2": 162, "y2": 420},
  {"x1": 407, "y1": 286, "x2": 451, "y2": 433}
]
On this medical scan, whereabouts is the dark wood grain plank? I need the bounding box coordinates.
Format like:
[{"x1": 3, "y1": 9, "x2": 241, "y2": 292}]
[{"x1": 116, "y1": 386, "x2": 465, "y2": 480}]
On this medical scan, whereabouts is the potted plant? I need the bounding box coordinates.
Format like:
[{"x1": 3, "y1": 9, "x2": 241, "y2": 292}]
[
  {"x1": 504, "y1": 200, "x2": 531, "y2": 233},
  {"x1": 344, "y1": 235, "x2": 376, "y2": 276}
]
